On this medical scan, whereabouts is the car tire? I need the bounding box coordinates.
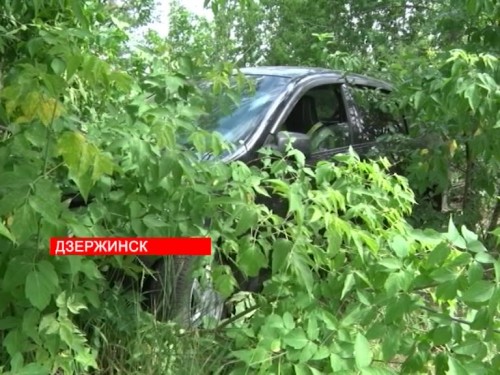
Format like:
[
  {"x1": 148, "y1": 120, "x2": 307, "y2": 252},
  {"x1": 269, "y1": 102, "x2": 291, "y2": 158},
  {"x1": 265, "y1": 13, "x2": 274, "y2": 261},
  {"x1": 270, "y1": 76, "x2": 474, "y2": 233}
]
[{"x1": 146, "y1": 256, "x2": 225, "y2": 328}]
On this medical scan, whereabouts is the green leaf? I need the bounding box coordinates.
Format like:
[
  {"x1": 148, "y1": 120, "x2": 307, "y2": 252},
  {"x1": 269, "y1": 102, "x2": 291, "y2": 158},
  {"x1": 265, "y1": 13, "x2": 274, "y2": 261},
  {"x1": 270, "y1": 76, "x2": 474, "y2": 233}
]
[
  {"x1": 447, "y1": 218, "x2": 466, "y2": 249},
  {"x1": 448, "y1": 253, "x2": 472, "y2": 267},
  {"x1": 468, "y1": 262, "x2": 483, "y2": 284},
  {"x1": 39, "y1": 313, "x2": 59, "y2": 335},
  {"x1": 64, "y1": 133, "x2": 93, "y2": 173},
  {"x1": 470, "y1": 308, "x2": 490, "y2": 330},
  {"x1": 461, "y1": 281, "x2": 495, "y2": 304},
  {"x1": 92, "y1": 153, "x2": 114, "y2": 181},
  {"x1": 467, "y1": 240, "x2": 488, "y2": 253},
  {"x1": 289, "y1": 148, "x2": 306, "y2": 166},
  {"x1": 12, "y1": 349, "x2": 25, "y2": 371},
  {"x1": 491, "y1": 227, "x2": 500, "y2": 242},
  {"x1": 75, "y1": 347, "x2": 98, "y2": 370},
  {"x1": 341, "y1": 273, "x2": 355, "y2": 300},
  {"x1": 272, "y1": 239, "x2": 292, "y2": 274},
  {"x1": 39, "y1": 261, "x2": 59, "y2": 288},
  {"x1": 461, "y1": 225, "x2": 478, "y2": 242},
  {"x1": 354, "y1": 333, "x2": 373, "y2": 369},
  {"x1": 234, "y1": 207, "x2": 258, "y2": 236},
  {"x1": 25, "y1": 262, "x2": 59, "y2": 311},
  {"x1": 299, "y1": 341, "x2": 318, "y2": 363},
  {"x1": 142, "y1": 214, "x2": 168, "y2": 228},
  {"x1": 283, "y1": 312, "x2": 295, "y2": 330},
  {"x1": 430, "y1": 267, "x2": 458, "y2": 283},
  {"x1": 330, "y1": 353, "x2": 350, "y2": 372},
  {"x1": 51, "y1": 58, "x2": 65, "y2": 75},
  {"x1": 427, "y1": 242, "x2": 450, "y2": 266},
  {"x1": 283, "y1": 328, "x2": 308, "y2": 349},
  {"x1": 384, "y1": 270, "x2": 413, "y2": 295},
  {"x1": 312, "y1": 345, "x2": 330, "y2": 360},
  {"x1": 37, "y1": 98, "x2": 63, "y2": 126},
  {"x1": 238, "y1": 240, "x2": 267, "y2": 277},
  {"x1": 0, "y1": 171, "x2": 34, "y2": 190},
  {"x1": 67, "y1": 294, "x2": 87, "y2": 314},
  {"x1": 306, "y1": 316, "x2": 319, "y2": 340},
  {"x1": 381, "y1": 330, "x2": 400, "y2": 360},
  {"x1": 495, "y1": 261, "x2": 500, "y2": 284},
  {"x1": 72, "y1": 1, "x2": 89, "y2": 29},
  {"x1": 475, "y1": 252, "x2": 495, "y2": 264},
  {"x1": 13, "y1": 363, "x2": 49, "y2": 375},
  {"x1": 2, "y1": 328, "x2": 23, "y2": 358},
  {"x1": 0, "y1": 220, "x2": 15, "y2": 243},
  {"x1": 385, "y1": 296, "x2": 412, "y2": 323},
  {"x1": 74, "y1": 169, "x2": 93, "y2": 202},
  {"x1": 432, "y1": 326, "x2": 452, "y2": 345},
  {"x1": 22, "y1": 308, "x2": 41, "y2": 340},
  {"x1": 361, "y1": 367, "x2": 397, "y2": 375},
  {"x1": 447, "y1": 357, "x2": 469, "y2": 375},
  {"x1": 0, "y1": 187, "x2": 31, "y2": 216},
  {"x1": 413, "y1": 91, "x2": 424, "y2": 110},
  {"x1": 110, "y1": 15, "x2": 129, "y2": 30},
  {"x1": 290, "y1": 252, "x2": 314, "y2": 295},
  {"x1": 3, "y1": 257, "x2": 31, "y2": 292},
  {"x1": 29, "y1": 180, "x2": 62, "y2": 226},
  {"x1": 213, "y1": 265, "x2": 237, "y2": 298},
  {"x1": 294, "y1": 364, "x2": 312, "y2": 375},
  {"x1": 436, "y1": 280, "x2": 458, "y2": 300},
  {"x1": 164, "y1": 75, "x2": 186, "y2": 92},
  {"x1": 66, "y1": 54, "x2": 81, "y2": 80},
  {"x1": 270, "y1": 339, "x2": 281, "y2": 352},
  {"x1": 265, "y1": 314, "x2": 283, "y2": 330},
  {"x1": 378, "y1": 258, "x2": 402, "y2": 270},
  {"x1": 389, "y1": 234, "x2": 409, "y2": 258},
  {"x1": 81, "y1": 260, "x2": 102, "y2": 280},
  {"x1": 59, "y1": 319, "x2": 76, "y2": 349},
  {"x1": 232, "y1": 347, "x2": 268, "y2": 366},
  {"x1": 57, "y1": 131, "x2": 97, "y2": 200},
  {"x1": 11, "y1": 204, "x2": 37, "y2": 243},
  {"x1": 288, "y1": 184, "x2": 303, "y2": 215}
]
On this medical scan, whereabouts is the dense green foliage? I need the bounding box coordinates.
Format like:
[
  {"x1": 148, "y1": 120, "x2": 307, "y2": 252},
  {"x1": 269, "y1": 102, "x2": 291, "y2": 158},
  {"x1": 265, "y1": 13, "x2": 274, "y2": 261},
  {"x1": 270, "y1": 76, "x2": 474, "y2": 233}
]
[
  {"x1": 183, "y1": 0, "x2": 500, "y2": 230},
  {"x1": 0, "y1": 0, "x2": 499, "y2": 374}
]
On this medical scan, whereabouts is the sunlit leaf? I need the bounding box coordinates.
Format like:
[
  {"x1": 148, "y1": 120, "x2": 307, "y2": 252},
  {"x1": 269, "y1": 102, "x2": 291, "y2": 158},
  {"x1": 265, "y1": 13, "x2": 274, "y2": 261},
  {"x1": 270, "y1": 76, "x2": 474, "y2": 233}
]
[{"x1": 354, "y1": 333, "x2": 372, "y2": 369}]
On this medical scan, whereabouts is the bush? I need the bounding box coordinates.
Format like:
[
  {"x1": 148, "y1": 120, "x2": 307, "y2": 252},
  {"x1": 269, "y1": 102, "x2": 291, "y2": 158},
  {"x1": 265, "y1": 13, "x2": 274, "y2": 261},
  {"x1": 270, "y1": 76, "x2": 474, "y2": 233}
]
[{"x1": 0, "y1": 1, "x2": 499, "y2": 374}]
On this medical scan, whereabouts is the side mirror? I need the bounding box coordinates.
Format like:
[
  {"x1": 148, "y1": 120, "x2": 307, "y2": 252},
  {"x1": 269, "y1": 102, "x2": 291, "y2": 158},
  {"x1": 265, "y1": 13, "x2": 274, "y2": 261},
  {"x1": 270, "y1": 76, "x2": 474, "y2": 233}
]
[{"x1": 275, "y1": 131, "x2": 311, "y2": 157}]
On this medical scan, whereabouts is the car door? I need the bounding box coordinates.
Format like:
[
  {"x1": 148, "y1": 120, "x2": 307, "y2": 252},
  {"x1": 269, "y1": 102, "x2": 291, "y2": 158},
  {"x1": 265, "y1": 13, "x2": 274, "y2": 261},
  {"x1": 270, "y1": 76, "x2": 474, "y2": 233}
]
[
  {"x1": 343, "y1": 83, "x2": 407, "y2": 161},
  {"x1": 271, "y1": 81, "x2": 354, "y2": 164}
]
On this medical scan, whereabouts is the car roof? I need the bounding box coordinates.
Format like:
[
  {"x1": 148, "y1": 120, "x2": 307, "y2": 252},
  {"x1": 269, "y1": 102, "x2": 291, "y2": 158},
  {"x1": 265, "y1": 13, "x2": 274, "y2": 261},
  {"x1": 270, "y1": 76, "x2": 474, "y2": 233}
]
[
  {"x1": 240, "y1": 66, "x2": 334, "y2": 77},
  {"x1": 239, "y1": 66, "x2": 393, "y2": 90}
]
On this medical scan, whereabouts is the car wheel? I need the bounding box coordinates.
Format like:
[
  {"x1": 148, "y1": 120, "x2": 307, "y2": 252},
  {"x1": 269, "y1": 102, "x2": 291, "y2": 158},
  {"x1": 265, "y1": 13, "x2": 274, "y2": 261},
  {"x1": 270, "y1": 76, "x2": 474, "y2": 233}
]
[{"x1": 147, "y1": 256, "x2": 225, "y2": 328}]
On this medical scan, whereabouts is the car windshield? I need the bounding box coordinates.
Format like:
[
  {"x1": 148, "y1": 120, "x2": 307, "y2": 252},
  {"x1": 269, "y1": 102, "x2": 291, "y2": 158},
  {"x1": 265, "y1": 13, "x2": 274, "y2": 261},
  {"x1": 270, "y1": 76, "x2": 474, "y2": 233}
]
[{"x1": 198, "y1": 74, "x2": 291, "y2": 145}]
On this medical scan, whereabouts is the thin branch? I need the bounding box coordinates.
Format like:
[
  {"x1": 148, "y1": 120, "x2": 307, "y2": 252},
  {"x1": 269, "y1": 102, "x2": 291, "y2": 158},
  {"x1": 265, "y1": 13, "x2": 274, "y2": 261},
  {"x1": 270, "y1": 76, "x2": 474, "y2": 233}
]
[
  {"x1": 177, "y1": 302, "x2": 262, "y2": 337},
  {"x1": 181, "y1": 295, "x2": 289, "y2": 336},
  {"x1": 419, "y1": 305, "x2": 500, "y2": 334},
  {"x1": 214, "y1": 301, "x2": 262, "y2": 331}
]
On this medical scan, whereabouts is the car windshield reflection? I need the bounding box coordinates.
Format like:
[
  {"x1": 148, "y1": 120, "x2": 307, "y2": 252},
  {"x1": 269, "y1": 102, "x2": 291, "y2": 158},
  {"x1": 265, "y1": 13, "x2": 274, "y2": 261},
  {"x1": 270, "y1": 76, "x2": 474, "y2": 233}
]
[{"x1": 199, "y1": 74, "x2": 291, "y2": 145}]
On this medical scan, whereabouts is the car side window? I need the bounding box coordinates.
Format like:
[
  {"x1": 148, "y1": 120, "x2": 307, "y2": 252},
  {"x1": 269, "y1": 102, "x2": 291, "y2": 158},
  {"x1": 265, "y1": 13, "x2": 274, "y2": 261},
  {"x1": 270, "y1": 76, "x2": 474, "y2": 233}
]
[
  {"x1": 349, "y1": 85, "x2": 404, "y2": 144},
  {"x1": 281, "y1": 84, "x2": 351, "y2": 151}
]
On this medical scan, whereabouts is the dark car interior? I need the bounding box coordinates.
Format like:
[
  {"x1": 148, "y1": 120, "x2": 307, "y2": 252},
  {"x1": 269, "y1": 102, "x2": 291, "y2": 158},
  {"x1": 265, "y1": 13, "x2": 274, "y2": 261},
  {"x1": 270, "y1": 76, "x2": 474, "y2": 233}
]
[
  {"x1": 284, "y1": 95, "x2": 319, "y2": 134},
  {"x1": 281, "y1": 85, "x2": 351, "y2": 152}
]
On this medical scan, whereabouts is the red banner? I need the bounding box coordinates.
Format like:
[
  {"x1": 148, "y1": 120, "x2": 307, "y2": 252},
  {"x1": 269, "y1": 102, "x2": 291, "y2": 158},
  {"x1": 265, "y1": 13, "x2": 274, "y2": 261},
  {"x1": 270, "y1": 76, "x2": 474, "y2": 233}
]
[{"x1": 50, "y1": 237, "x2": 212, "y2": 256}]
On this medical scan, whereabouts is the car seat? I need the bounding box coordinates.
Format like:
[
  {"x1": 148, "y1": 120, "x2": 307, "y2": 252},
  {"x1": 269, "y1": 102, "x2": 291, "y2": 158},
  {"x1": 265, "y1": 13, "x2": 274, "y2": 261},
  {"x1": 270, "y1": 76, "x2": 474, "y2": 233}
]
[{"x1": 285, "y1": 95, "x2": 319, "y2": 134}]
